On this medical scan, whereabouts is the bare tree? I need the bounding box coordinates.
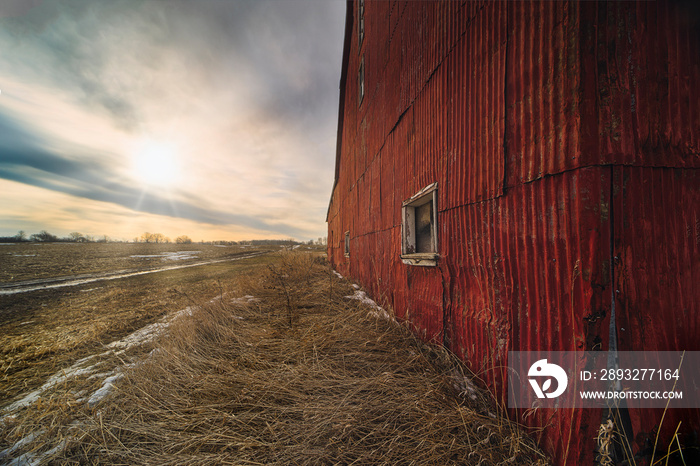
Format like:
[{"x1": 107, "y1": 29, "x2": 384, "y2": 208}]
[
  {"x1": 30, "y1": 230, "x2": 58, "y2": 242},
  {"x1": 175, "y1": 235, "x2": 192, "y2": 244},
  {"x1": 15, "y1": 230, "x2": 27, "y2": 242},
  {"x1": 69, "y1": 232, "x2": 85, "y2": 242},
  {"x1": 140, "y1": 232, "x2": 154, "y2": 243}
]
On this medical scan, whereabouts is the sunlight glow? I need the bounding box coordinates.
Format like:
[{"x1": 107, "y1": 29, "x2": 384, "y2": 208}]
[{"x1": 131, "y1": 140, "x2": 181, "y2": 188}]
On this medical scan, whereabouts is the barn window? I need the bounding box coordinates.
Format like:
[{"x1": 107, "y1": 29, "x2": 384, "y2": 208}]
[
  {"x1": 344, "y1": 231, "x2": 350, "y2": 257},
  {"x1": 358, "y1": 56, "x2": 365, "y2": 104},
  {"x1": 401, "y1": 183, "x2": 438, "y2": 266},
  {"x1": 358, "y1": 0, "x2": 364, "y2": 47}
]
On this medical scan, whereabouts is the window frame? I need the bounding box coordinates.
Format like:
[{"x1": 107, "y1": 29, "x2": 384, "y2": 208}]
[
  {"x1": 358, "y1": 55, "x2": 365, "y2": 105},
  {"x1": 358, "y1": 0, "x2": 364, "y2": 47},
  {"x1": 400, "y1": 182, "x2": 438, "y2": 266},
  {"x1": 344, "y1": 231, "x2": 350, "y2": 257}
]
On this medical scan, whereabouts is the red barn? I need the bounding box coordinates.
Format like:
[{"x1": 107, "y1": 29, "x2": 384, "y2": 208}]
[{"x1": 327, "y1": 1, "x2": 699, "y2": 464}]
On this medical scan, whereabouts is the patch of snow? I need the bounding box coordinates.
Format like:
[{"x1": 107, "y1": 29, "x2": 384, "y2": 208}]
[
  {"x1": 130, "y1": 251, "x2": 200, "y2": 261},
  {"x1": 2, "y1": 304, "x2": 197, "y2": 422},
  {"x1": 11, "y1": 254, "x2": 37, "y2": 257},
  {"x1": 0, "y1": 430, "x2": 45, "y2": 461},
  {"x1": 344, "y1": 290, "x2": 392, "y2": 320},
  {"x1": 230, "y1": 295, "x2": 260, "y2": 305},
  {"x1": 2, "y1": 360, "x2": 98, "y2": 415},
  {"x1": 80, "y1": 287, "x2": 103, "y2": 293},
  {"x1": 107, "y1": 305, "x2": 195, "y2": 351},
  {"x1": 454, "y1": 376, "x2": 479, "y2": 401},
  {"x1": 107, "y1": 322, "x2": 168, "y2": 350},
  {"x1": 5, "y1": 438, "x2": 68, "y2": 466},
  {"x1": 87, "y1": 374, "x2": 123, "y2": 408},
  {"x1": 332, "y1": 270, "x2": 343, "y2": 279},
  {"x1": 352, "y1": 283, "x2": 360, "y2": 290}
]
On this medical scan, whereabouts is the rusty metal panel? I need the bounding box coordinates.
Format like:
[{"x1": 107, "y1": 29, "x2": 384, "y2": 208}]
[
  {"x1": 413, "y1": 59, "x2": 448, "y2": 199},
  {"x1": 369, "y1": 153, "x2": 382, "y2": 233},
  {"x1": 380, "y1": 133, "x2": 397, "y2": 229},
  {"x1": 394, "y1": 106, "x2": 415, "y2": 202},
  {"x1": 446, "y1": 0, "x2": 507, "y2": 207},
  {"x1": 580, "y1": 2, "x2": 700, "y2": 168},
  {"x1": 611, "y1": 166, "x2": 700, "y2": 460},
  {"x1": 404, "y1": 266, "x2": 443, "y2": 344},
  {"x1": 441, "y1": 167, "x2": 611, "y2": 465},
  {"x1": 505, "y1": 0, "x2": 582, "y2": 188},
  {"x1": 613, "y1": 167, "x2": 700, "y2": 352}
]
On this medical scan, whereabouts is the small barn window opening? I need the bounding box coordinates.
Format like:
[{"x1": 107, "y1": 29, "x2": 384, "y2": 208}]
[
  {"x1": 358, "y1": 0, "x2": 365, "y2": 47},
  {"x1": 344, "y1": 231, "x2": 350, "y2": 257},
  {"x1": 401, "y1": 183, "x2": 438, "y2": 266},
  {"x1": 358, "y1": 56, "x2": 365, "y2": 105}
]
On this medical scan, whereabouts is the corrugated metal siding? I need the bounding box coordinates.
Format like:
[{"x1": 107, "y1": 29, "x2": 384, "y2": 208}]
[
  {"x1": 611, "y1": 166, "x2": 700, "y2": 458},
  {"x1": 446, "y1": 0, "x2": 507, "y2": 206},
  {"x1": 328, "y1": 1, "x2": 699, "y2": 464},
  {"x1": 505, "y1": 0, "x2": 582, "y2": 188},
  {"x1": 442, "y1": 167, "x2": 611, "y2": 464},
  {"x1": 613, "y1": 167, "x2": 700, "y2": 353},
  {"x1": 580, "y1": 2, "x2": 700, "y2": 167}
]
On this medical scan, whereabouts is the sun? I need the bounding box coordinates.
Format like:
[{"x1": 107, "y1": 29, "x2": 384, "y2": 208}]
[{"x1": 131, "y1": 140, "x2": 181, "y2": 188}]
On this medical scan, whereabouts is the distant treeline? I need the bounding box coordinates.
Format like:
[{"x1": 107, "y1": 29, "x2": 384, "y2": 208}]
[
  {"x1": 0, "y1": 230, "x2": 114, "y2": 243},
  {"x1": 1, "y1": 230, "x2": 327, "y2": 246}
]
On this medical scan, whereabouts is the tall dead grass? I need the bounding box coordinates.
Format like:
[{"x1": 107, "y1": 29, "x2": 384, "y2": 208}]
[{"x1": 46, "y1": 251, "x2": 549, "y2": 464}]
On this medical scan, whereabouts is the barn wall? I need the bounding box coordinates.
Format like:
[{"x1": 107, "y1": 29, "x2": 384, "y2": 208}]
[{"x1": 327, "y1": 1, "x2": 699, "y2": 463}]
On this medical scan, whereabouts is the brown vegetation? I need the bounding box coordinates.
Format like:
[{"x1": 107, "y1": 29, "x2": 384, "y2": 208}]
[{"x1": 2, "y1": 251, "x2": 549, "y2": 464}]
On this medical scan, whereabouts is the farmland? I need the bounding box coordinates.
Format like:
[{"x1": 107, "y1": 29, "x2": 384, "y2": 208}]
[
  {"x1": 1, "y1": 249, "x2": 549, "y2": 465},
  {"x1": 0, "y1": 242, "x2": 266, "y2": 284},
  {"x1": 0, "y1": 242, "x2": 276, "y2": 408}
]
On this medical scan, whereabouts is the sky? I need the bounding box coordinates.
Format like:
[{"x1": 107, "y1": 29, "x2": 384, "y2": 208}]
[{"x1": 0, "y1": 0, "x2": 345, "y2": 242}]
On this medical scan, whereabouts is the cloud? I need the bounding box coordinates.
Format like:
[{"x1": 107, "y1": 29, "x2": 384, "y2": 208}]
[
  {"x1": 0, "y1": 111, "x2": 313, "y2": 239},
  {"x1": 0, "y1": 0, "x2": 345, "y2": 240},
  {"x1": 0, "y1": 0, "x2": 44, "y2": 19}
]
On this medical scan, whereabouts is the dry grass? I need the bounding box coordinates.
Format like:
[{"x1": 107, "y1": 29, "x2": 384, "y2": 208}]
[
  {"x1": 3, "y1": 251, "x2": 550, "y2": 465},
  {"x1": 0, "y1": 252, "x2": 273, "y2": 406}
]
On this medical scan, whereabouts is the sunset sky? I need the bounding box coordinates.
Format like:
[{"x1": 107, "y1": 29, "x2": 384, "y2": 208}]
[{"x1": 0, "y1": 0, "x2": 345, "y2": 242}]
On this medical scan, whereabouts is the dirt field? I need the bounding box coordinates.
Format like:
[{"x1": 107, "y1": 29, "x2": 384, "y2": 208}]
[
  {"x1": 0, "y1": 242, "x2": 264, "y2": 284},
  {"x1": 0, "y1": 243, "x2": 275, "y2": 408}
]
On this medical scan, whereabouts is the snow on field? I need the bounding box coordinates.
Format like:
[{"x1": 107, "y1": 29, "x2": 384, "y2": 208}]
[
  {"x1": 0, "y1": 430, "x2": 45, "y2": 462},
  {"x1": 230, "y1": 295, "x2": 260, "y2": 305},
  {"x1": 2, "y1": 356, "x2": 100, "y2": 414},
  {"x1": 345, "y1": 289, "x2": 392, "y2": 320},
  {"x1": 108, "y1": 306, "x2": 194, "y2": 352},
  {"x1": 87, "y1": 374, "x2": 124, "y2": 408},
  {"x1": 0, "y1": 301, "x2": 211, "y2": 463},
  {"x1": 1, "y1": 251, "x2": 268, "y2": 295},
  {"x1": 130, "y1": 251, "x2": 200, "y2": 261}
]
